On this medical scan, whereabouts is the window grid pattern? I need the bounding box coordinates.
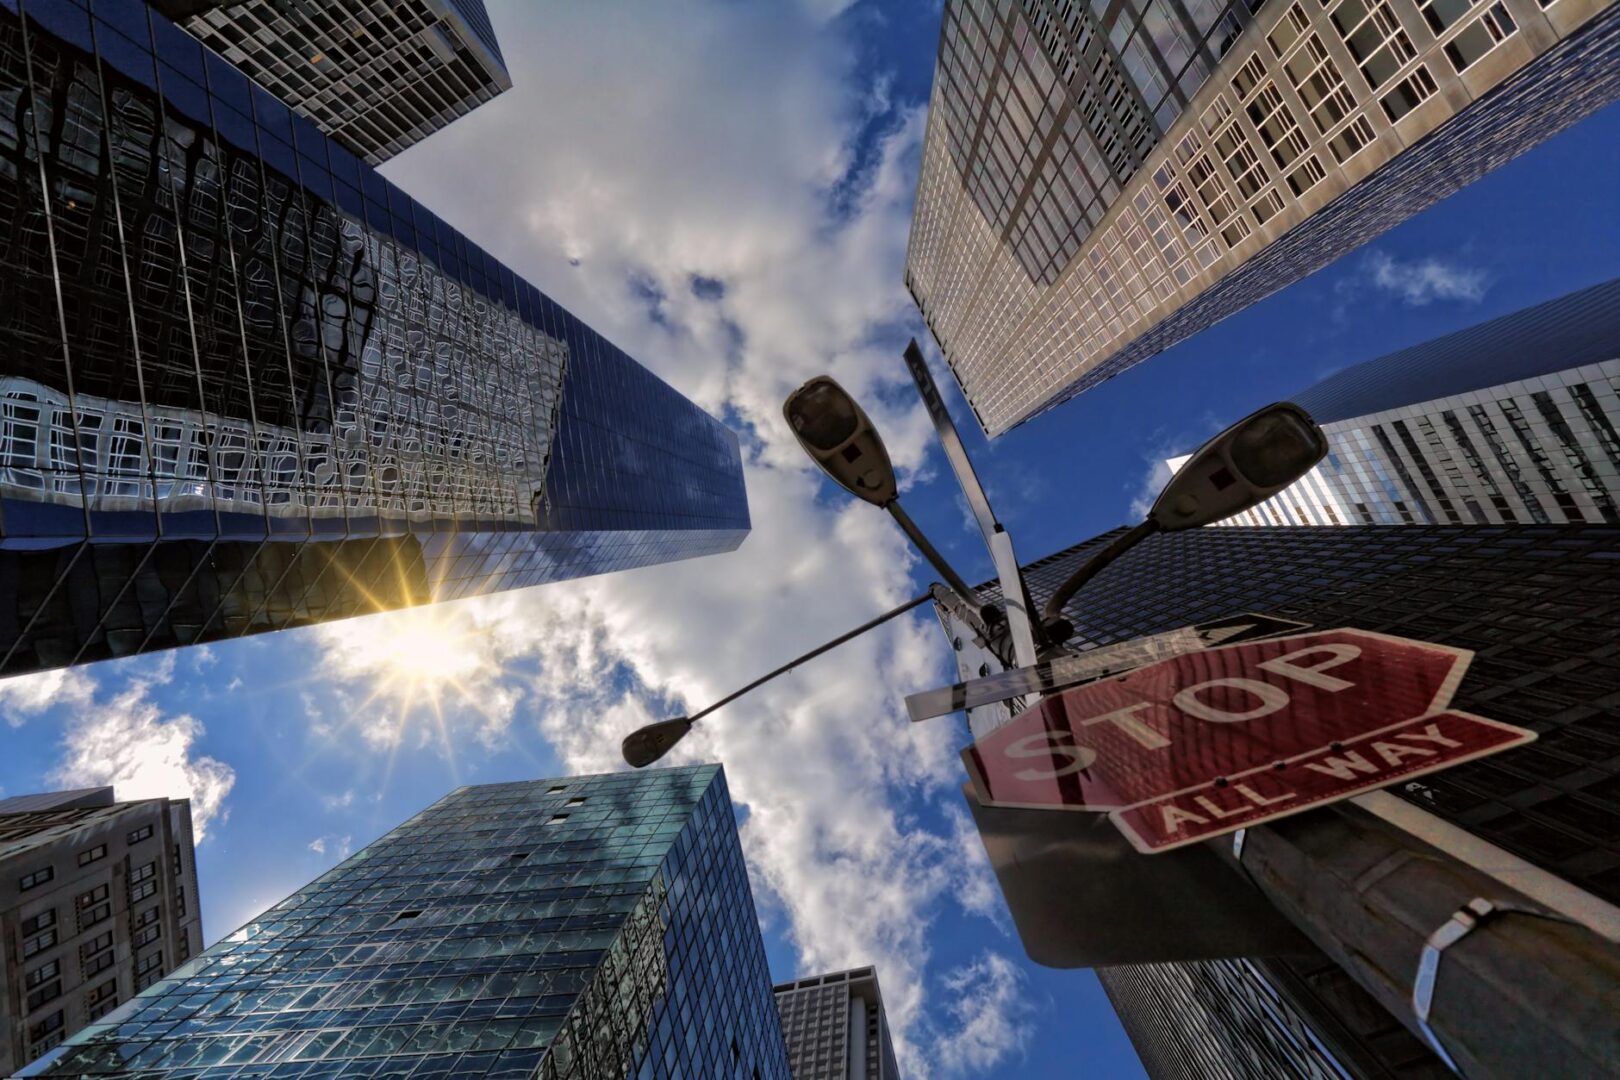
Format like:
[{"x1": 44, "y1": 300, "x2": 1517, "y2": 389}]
[
  {"x1": 0, "y1": 0, "x2": 748, "y2": 680},
  {"x1": 1215, "y1": 364, "x2": 1620, "y2": 529},
  {"x1": 772, "y1": 967, "x2": 901, "y2": 1080},
  {"x1": 0, "y1": 793, "x2": 201, "y2": 1077},
  {"x1": 907, "y1": 0, "x2": 1620, "y2": 436},
  {"x1": 23, "y1": 766, "x2": 792, "y2": 1080},
  {"x1": 156, "y1": 0, "x2": 511, "y2": 165}
]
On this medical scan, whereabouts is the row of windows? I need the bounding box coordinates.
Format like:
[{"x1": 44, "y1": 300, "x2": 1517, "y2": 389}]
[{"x1": 15, "y1": 821, "x2": 156, "y2": 891}]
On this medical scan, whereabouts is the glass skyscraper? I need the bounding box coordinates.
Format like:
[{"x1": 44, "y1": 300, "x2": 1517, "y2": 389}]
[
  {"x1": 1193, "y1": 276, "x2": 1620, "y2": 527},
  {"x1": 937, "y1": 522, "x2": 1620, "y2": 1076},
  {"x1": 907, "y1": 0, "x2": 1620, "y2": 435},
  {"x1": 20, "y1": 765, "x2": 793, "y2": 1079},
  {"x1": 0, "y1": 0, "x2": 749, "y2": 679}
]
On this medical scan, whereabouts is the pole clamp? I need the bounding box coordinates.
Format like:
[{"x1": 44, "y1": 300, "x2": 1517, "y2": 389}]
[{"x1": 1413, "y1": 897, "x2": 1498, "y2": 1075}]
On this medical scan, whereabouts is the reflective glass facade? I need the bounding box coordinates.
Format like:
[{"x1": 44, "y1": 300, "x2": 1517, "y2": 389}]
[
  {"x1": 0, "y1": 0, "x2": 749, "y2": 677},
  {"x1": 149, "y1": 0, "x2": 512, "y2": 164},
  {"x1": 908, "y1": 0, "x2": 1620, "y2": 435},
  {"x1": 1188, "y1": 279, "x2": 1620, "y2": 526},
  {"x1": 939, "y1": 522, "x2": 1620, "y2": 1075},
  {"x1": 21, "y1": 765, "x2": 792, "y2": 1080}
]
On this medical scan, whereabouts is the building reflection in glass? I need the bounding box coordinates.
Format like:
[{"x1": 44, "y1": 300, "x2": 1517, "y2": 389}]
[{"x1": 0, "y1": 0, "x2": 749, "y2": 676}]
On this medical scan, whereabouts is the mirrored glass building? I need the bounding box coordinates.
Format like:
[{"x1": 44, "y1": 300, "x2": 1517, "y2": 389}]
[
  {"x1": 0, "y1": 0, "x2": 749, "y2": 678},
  {"x1": 907, "y1": 0, "x2": 1620, "y2": 435},
  {"x1": 1184, "y1": 276, "x2": 1620, "y2": 526},
  {"x1": 20, "y1": 765, "x2": 793, "y2": 1079}
]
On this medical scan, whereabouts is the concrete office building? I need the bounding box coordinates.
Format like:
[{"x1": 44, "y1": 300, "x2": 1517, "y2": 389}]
[
  {"x1": 937, "y1": 522, "x2": 1620, "y2": 1076},
  {"x1": 1177, "y1": 277, "x2": 1620, "y2": 526},
  {"x1": 774, "y1": 967, "x2": 901, "y2": 1080},
  {"x1": 906, "y1": 0, "x2": 1620, "y2": 436},
  {"x1": 0, "y1": 1, "x2": 749, "y2": 679},
  {"x1": 0, "y1": 788, "x2": 201, "y2": 1075},
  {"x1": 149, "y1": 0, "x2": 512, "y2": 164},
  {"x1": 22, "y1": 766, "x2": 792, "y2": 1079}
]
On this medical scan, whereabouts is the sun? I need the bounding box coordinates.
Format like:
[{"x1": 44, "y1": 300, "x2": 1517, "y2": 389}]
[{"x1": 370, "y1": 608, "x2": 482, "y2": 683}]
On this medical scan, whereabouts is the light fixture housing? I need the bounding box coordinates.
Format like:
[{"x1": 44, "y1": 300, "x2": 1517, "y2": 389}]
[
  {"x1": 1150, "y1": 402, "x2": 1327, "y2": 531},
  {"x1": 783, "y1": 376, "x2": 897, "y2": 507}
]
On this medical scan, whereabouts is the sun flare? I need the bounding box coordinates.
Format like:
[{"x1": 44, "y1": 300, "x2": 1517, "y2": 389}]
[{"x1": 354, "y1": 607, "x2": 484, "y2": 692}]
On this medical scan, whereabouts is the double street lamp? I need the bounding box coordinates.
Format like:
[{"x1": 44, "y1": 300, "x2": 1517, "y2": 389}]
[{"x1": 621, "y1": 363, "x2": 1326, "y2": 768}]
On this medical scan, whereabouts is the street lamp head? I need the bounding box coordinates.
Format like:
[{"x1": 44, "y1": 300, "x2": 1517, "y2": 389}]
[
  {"x1": 783, "y1": 376, "x2": 898, "y2": 507},
  {"x1": 621, "y1": 716, "x2": 694, "y2": 769},
  {"x1": 1150, "y1": 402, "x2": 1326, "y2": 531}
]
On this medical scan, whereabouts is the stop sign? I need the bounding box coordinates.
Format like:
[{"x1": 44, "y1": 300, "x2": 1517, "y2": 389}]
[{"x1": 962, "y1": 628, "x2": 1535, "y2": 853}]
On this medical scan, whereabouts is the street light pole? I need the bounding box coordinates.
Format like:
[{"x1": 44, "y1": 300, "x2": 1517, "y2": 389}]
[{"x1": 621, "y1": 590, "x2": 932, "y2": 767}]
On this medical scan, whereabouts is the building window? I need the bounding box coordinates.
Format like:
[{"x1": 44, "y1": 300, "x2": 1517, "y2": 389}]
[
  {"x1": 1419, "y1": 0, "x2": 1480, "y2": 34},
  {"x1": 24, "y1": 927, "x2": 58, "y2": 958},
  {"x1": 86, "y1": 974, "x2": 120, "y2": 1020},
  {"x1": 26, "y1": 958, "x2": 60, "y2": 988},
  {"x1": 135, "y1": 950, "x2": 165, "y2": 991},
  {"x1": 20, "y1": 866, "x2": 54, "y2": 891},
  {"x1": 134, "y1": 923, "x2": 163, "y2": 948},
  {"x1": 22, "y1": 908, "x2": 57, "y2": 957},
  {"x1": 78, "y1": 883, "x2": 112, "y2": 932},
  {"x1": 1445, "y1": 4, "x2": 1517, "y2": 71},
  {"x1": 29, "y1": 1010, "x2": 64, "y2": 1057},
  {"x1": 81, "y1": 929, "x2": 114, "y2": 960},
  {"x1": 1382, "y1": 65, "x2": 1439, "y2": 122},
  {"x1": 78, "y1": 844, "x2": 108, "y2": 867},
  {"x1": 26, "y1": 974, "x2": 62, "y2": 1012},
  {"x1": 129, "y1": 861, "x2": 159, "y2": 903},
  {"x1": 127, "y1": 824, "x2": 155, "y2": 845}
]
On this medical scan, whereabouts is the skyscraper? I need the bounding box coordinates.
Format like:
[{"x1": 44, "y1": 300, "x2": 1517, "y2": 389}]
[
  {"x1": 774, "y1": 967, "x2": 902, "y2": 1080},
  {"x1": 0, "y1": 787, "x2": 202, "y2": 1075},
  {"x1": 0, "y1": 0, "x2": 749, "y2": 679},
  {"x1": 20, "y1": 765, "x2": 793, "y2": 1079},
  {"x1": 937, "y1": 522, "x2": 1620, "y2": 1075},
  {"x1": 1179, "y1": 277, "x2": 1620, "y2": 526},
  {"x1": 906, "y1": 0, "x2": 1620, "y2": 436},
  {"x1": 147, "y1": 0, "x2": 512, "y2": 164}
]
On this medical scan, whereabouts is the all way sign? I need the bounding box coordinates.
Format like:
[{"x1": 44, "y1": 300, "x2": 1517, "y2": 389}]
[{"x1": 961, "y1": 628, "x2": 1535, "y2": 853}]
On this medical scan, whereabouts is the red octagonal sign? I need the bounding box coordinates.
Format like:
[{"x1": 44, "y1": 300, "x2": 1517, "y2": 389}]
[{"x1": 962, "y1": 628, "x2": 1535, "y2": 853}]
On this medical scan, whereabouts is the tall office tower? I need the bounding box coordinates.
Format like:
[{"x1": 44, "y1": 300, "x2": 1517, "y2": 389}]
[
  {"x1": 1178, "y1": 277, "x2": 1620, "y2": 526},
  {"x1": 147, "y1": 0, "x2": 511, "y2": 164},
  {"x1": 773, "y1": 967, "x2": 902, "y2": 1080},
  {"x1": 0, "y1": 787, "x2": 201, "y2": 1075},
  {"x1": 936, "y1": 523, "x2": 1620, "y2": 1075},
  {"x1": 906, "y1": 0, "x2": 1620, "y2": 436},
  {"x1": 0, "y1": 1, "x2": 749, "y2": 679},
  {"x1": 22, "y1": 765, "x2": 792, "y2": 1079}
]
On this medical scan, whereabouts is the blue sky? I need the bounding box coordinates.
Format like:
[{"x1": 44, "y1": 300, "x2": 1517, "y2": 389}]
[{"x1": 2, "y1": 1, "x2": 1619, "y2": 1077}]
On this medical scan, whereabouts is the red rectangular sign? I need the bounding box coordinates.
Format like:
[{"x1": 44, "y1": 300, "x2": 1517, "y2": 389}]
[{"x1": 1109, "y1": 709, "x2": 1534, "y2": 853}]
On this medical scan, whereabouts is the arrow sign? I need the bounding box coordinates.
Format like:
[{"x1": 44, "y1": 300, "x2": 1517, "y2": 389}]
[
  {"x1": 961, "y1": 628, "x2": 1535, "y2": 853},
  {"x1": 908, "y1": 612, "x2": 1309, "y2": 722}
]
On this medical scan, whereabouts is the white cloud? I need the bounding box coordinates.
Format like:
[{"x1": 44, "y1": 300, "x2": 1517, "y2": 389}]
[
  {"x1": 0, "y1": 667, "x2": 95, "y2": 727},
  {"x1": 935, "y1": 952, "x2": 1037, "y2": 1074},
  {"x1": 284, "y1": 4, "x2": 1039, "y2": 1072},
  {"x1": 309, "y1": 834, "x2": 353, "y2": 860},
  {"x1": 49, "y1": 676, "x2": 236, "y2": 842},
  {"x1": 1359, "y1": 249, "x2": 1489, "y2": 306},
  {"x1": 322, "y1": 790, "x2": 356, "y2": 811}
]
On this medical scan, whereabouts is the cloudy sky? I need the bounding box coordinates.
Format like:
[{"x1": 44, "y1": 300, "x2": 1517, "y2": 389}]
[{"x1": 3, "y1": 1, "x2": 1619, "y2": 1076}]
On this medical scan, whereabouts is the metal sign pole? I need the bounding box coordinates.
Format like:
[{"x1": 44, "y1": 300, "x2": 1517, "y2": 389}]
[{"x1": 901, "y1": 340, "x2": 1041, "y2": 670}]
